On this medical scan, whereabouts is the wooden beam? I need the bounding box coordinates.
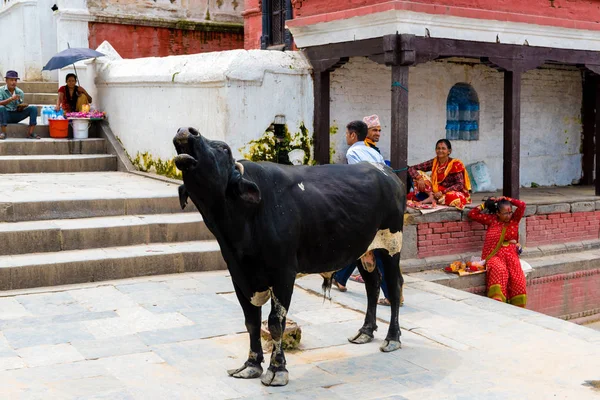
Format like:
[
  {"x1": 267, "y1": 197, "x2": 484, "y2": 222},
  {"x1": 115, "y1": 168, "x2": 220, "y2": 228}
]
[
  {"x1": 304, "y1": 38, "x2": 384, "y2": 62},
  {"x1": 595, "y1": 78, "x2": 600, "y2": 195},
  {"x1": 582, "y1": 71, "x2": 596, "y2": 185},
  {"x1": 313, "y1": 69, "x2": 331, "y2": 165},
  {"x1": 414, "y1": 37, "x2": 600, "y2": 66},
  {"x1": 503, "y1": 70, "x2": 522, "y2": 198}
]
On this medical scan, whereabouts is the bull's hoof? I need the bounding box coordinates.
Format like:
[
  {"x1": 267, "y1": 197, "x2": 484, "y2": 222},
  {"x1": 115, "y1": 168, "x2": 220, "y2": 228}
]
[
  {"x1": 380, "y1": 339, "x2": 402, "y2": 352},
  {"x1": 227, "y1": 362, "x2": 263, "y2": 379},
  {"x1": 348, "y1": 331, "x2": 373, "y2": 344},
  {"x1": 261, "y1": 368, "x2": 289, "y2": 386}
]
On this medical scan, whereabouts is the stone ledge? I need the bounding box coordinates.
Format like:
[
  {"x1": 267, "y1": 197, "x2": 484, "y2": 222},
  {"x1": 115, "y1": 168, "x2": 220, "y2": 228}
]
[
  {"x1": 401, "y1": 239, "x2": 600, "y2": 274},
  {"x1": 407, "y1": 248, "x2": 600, "y2": 292}
]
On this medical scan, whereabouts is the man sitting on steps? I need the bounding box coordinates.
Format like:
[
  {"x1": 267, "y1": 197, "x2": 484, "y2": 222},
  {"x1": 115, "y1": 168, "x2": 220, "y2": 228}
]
[{"x1": 0, "y1": 70, "x2": 39, "y2": 140}]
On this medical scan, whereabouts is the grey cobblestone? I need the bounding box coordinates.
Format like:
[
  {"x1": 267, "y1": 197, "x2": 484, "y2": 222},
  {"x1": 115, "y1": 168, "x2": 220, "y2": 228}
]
[
  {"x1": 536, "y1": 203, "x2": 570, "y2": 214},
  {"x1": 0, "y1": 270, "x2": 597, "y2": 399},
  {"x1": 571, "y1": 201, "x2": 595, "y2": 213}
]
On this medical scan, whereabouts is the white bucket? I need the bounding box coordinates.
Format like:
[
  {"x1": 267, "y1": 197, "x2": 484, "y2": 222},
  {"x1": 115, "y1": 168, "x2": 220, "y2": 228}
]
[{"x1": 72, "y1": 119, "x2": 90, "y2": 139}]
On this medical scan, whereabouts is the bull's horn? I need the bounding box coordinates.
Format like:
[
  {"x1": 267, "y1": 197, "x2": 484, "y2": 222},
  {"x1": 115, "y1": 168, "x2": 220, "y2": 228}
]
[
  {"x1": 174, "y1": 154, "x2": 198, "y2": 170},
  {"x1": 234, "y1": 162, "x2": 244, "y2": 175}
]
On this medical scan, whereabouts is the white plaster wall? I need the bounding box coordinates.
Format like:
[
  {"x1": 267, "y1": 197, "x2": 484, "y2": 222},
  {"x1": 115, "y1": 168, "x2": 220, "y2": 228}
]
[
  {"x1": 330, "y1": 57, "x2": 582, "y2": 189},
  {"x1": 0, "y1": 0, "x2": 50, "y2": 80},
  {"x1": 94, "y1": 49, "x2": 312, "y2": 164}
]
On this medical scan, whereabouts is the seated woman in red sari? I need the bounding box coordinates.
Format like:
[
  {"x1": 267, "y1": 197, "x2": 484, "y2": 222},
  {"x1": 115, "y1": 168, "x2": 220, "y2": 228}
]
[
  {"x1": 408, "y1": 139, "x2": 471, "y2": 210},
  {"x1": 468, "y1": 197, "x2": 527, "y2": 307}
]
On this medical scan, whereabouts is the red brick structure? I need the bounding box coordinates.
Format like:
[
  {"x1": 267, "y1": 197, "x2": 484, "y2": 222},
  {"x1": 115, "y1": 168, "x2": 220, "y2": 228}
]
[
  {"x1": 245, "y1": 0, "x2": 600, "y2": 50},
  {"x1": 526, "y1": 212, "x2": 600, "y2": 247},
  {"x1": 88, "y1": 23, "x2": 244, "y2": 59}
]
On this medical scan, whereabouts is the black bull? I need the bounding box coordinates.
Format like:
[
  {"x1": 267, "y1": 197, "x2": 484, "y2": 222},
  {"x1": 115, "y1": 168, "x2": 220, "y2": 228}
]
[{"x1": 173, "y1": 127, "x2": 406, "y2": 386}]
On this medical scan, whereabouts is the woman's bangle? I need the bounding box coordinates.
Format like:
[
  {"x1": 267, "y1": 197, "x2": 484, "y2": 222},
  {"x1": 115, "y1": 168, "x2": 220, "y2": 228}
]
[{"x1": 479, "y1": 203, "x2": 485, "y2": 210}]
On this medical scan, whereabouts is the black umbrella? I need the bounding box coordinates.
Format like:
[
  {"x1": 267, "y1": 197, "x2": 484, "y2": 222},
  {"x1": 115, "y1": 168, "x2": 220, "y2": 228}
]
[
  {"x1": 42, "y1": 45, "x2": 105, "y2": 84},
  {"x1": 42, "y1": 47, "x2": 105, "y2": 71}
]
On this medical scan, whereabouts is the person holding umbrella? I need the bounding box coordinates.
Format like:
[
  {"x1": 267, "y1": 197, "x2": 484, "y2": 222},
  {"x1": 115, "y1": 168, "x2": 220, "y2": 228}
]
[
  {"x1": 0, "y1": 70, "x2": 39, "y2": 140},
  {"x1": 56, "y1": 73, "x2": 92, "y2": 113},
  {"x1": 43, "y1": 46, "x2": 104, "y2": 114}
]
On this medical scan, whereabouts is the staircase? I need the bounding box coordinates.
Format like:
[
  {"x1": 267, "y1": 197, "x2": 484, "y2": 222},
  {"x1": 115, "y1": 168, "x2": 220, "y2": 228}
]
[{"x1": 0, "y1": 82, "x2": 224, "y2": 291}]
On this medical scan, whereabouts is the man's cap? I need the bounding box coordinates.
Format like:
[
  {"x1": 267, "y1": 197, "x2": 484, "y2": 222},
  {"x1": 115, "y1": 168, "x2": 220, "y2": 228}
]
[
  {"x1": 363, "y1": 114, "x2": 380, "y2": 128},
  {"x1": 4, "y1": 70, "x2": 19, "y2": 79}
]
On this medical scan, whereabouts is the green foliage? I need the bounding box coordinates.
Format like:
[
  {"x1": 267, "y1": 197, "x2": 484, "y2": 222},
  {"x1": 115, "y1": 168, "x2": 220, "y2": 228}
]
[
  {"x1": 129, "y1": 151, "x2": 182, "y2": 180},
  {"x1": 240, "y1": 123, "x2": 313, "y2": 165}
]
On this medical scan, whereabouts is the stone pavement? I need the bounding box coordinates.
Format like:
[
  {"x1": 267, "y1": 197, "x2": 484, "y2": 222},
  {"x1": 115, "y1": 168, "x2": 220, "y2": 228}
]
[{"x1": 0, "y1": 271, "x2": 599, "y2": 399}]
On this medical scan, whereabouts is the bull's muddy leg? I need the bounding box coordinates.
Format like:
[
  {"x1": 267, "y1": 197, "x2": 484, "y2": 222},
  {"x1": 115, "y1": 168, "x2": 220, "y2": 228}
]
[
  {"x1": 261, "y1": 273, "x2": 295, "y2": 387},
  {"x1": 349, "y1": 260, "x2": 380, "y2": 344},
  {"x1": 228, "y1": 282, "x2": 264, "y2": 379},
  {"x1": 380, "y1": 252, "x2": 403, "y2": 352}
]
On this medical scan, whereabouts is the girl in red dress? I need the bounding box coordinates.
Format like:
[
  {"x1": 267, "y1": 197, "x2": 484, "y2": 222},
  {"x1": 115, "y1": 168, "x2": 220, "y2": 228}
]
[{"x1": 468, "y1": 197, "x2": 527, "y2": 307}]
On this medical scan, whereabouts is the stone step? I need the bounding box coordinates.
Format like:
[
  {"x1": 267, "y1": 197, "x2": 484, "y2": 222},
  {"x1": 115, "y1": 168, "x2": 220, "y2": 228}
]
[
  {"x1": 0, "y1": 213, "x2": 212, "y2": 256},
  {"x1": 0, "y1": 172, "x2": 193, "y2": 223},
  {"x1": 0, "y1": 138, "x2": 106, "y2": 155},
  {"x1": 0, "y1": 154, "x2": 117, "y2": 173},
  {"x1": 18, "y1": 82, "x2": 58, "y2": 94},
  {"x1": 23, "y1": 93, "x2": 57, "y2": 105},
  {"x1": 4, "y1": 124, "x2": 50, "y2": 137},
  {"x1": 0, "y1": 240, "x2": 226, "y2": 290}
]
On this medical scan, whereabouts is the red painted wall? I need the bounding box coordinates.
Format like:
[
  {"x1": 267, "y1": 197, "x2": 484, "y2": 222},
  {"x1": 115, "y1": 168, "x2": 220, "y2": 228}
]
[
  {"x1": 89, "y1": 23, "x2": 244, "y2": 59},
  {"x1": 292, "y1": 0, "x2": 600, "y2": 20},
  {"x1": 243, "y1": 0, "x2": 263, "y2": 50},
  {"x1": 243, "y1": 0, "x2": 600, "y2": 49}
]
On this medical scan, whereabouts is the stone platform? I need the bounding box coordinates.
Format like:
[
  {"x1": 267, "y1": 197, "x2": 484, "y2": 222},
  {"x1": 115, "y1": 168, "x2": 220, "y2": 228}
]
[{"x1": 0, "y1": 270, "x2": 598, "y2": 399}]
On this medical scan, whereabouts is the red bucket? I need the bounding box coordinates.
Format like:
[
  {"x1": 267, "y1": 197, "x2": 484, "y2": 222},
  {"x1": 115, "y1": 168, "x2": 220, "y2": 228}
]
[{"x1": 49, "y1": 119, "x2": 69, "y2": 138}]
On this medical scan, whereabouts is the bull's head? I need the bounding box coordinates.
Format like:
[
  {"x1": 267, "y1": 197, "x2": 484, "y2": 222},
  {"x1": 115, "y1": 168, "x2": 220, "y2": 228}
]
[{"x1": 173, "y1": 127, "x2": 261, "y2": 208}]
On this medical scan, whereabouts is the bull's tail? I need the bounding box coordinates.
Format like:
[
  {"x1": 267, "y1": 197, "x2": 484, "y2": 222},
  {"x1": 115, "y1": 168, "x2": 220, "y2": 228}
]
[{"x1": 321, "y1": 275, "x2": 333, "y2": 302}]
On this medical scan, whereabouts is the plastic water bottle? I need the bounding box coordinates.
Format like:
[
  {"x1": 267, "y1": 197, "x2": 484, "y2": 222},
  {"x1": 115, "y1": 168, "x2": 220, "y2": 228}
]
[{"x1": 43, "y1": 106, "x2": 51, "y2": 124}]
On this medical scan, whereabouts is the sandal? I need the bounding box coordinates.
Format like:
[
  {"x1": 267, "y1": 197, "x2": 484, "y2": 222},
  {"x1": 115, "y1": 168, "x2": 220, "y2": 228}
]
[
  {"x1": 0, "y1": 133, "x2": 5, "y2": 140},
  {"x1": 349, "y1": 274, "x2": 364, "y2": 284},
  {"x1": 27, "y1": 133, "x2": 41, "y2": 140},
  {"x1": 378, "y1": 298, "x2": 391, "y2": 306},
  {"x1": 332, "y1": 278, "x2": 347, "y2": 292}
]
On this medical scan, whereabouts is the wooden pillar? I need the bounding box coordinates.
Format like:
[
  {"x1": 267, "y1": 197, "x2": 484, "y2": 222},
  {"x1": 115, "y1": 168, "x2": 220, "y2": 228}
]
[
  {"x1": 595, "y1": 78, "x2": 600, "y2": 195},
  {"x1": 384, "y1": 34, "x2": 415, "y2": 187},
  {"x1": 390, "y1": 65, "x2": 409, "y2": 185},
  {"x1": 313, "y1": 69, "x2": 331, "y2": 165},
  {"x1": 582, "y1": 71, "x2": 596, "y2": 185},
  {"x1": 503, "y1": 70, "x2": 522, "y2": 198},
  {"x1": 260, "y1": 0, "x2": 270, "y2": 49}
]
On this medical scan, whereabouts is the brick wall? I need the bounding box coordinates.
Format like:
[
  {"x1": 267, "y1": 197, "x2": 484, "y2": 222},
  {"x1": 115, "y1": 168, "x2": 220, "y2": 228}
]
[
  {"x1": 417, "y1": 221, "x2": 486, "y2": 258},
  {"x1": 466, "y1": 269, "x2": 600, "y2": 319},
  {"x1": 88, "y1": 23, "x2": 244, "y2": 59},
  {"x1": 525, "y1": 269, "x2": 600, "y2": 318},
  {"x1": 526, "y1": 211, "x2": 600, "y2": 247}
]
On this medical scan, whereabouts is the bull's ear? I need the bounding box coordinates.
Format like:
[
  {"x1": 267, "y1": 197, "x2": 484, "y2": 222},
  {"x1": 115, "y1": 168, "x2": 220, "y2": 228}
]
[
  {"x1": 238, "y1": 178, "x2": 261, "y2": 204},
  {"x1": 178, "y1": 184, "x2": 189, "y2": 210},
  {"x1": 228, "y1": 175, "x2": 261, "y2": 205}
]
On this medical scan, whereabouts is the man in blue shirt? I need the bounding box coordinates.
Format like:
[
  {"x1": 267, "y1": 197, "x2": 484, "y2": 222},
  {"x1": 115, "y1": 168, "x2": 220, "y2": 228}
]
[
  {"x1": 345, "y1": 120, "x2": 385, "y2": 164},
  {"x1": 0, "y1": 70, "x2": 39, "y2": 139}
]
